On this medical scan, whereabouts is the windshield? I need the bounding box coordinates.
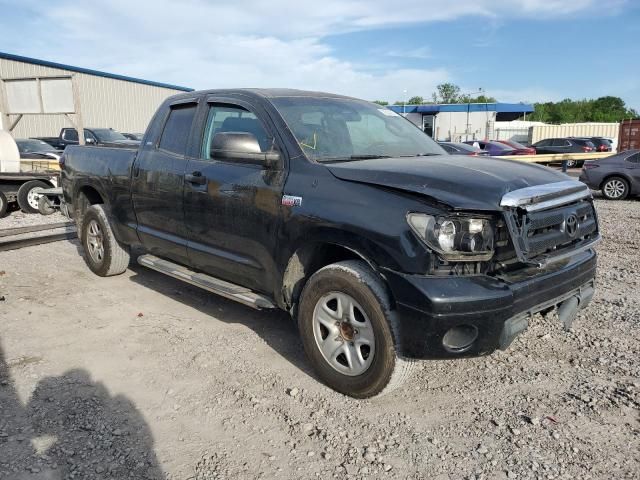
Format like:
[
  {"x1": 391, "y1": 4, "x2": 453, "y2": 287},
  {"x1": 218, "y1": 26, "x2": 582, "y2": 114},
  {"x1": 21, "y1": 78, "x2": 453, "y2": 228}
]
[
  {"x1": 16, "y1": 139, "x2": 58, "y2": 153},
  {"x1": 92, "y1": 129, "x2": 129, "y2": 142},
  {"x1": 271, "y1": 97, "x2": 446, "y2": 161}
]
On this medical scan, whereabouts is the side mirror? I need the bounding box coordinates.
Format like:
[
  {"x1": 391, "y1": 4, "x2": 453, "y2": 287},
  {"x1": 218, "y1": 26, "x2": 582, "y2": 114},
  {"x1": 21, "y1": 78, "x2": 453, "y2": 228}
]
[{"x1": 211, "y1": 132, "x2": 280, "y2": 168}]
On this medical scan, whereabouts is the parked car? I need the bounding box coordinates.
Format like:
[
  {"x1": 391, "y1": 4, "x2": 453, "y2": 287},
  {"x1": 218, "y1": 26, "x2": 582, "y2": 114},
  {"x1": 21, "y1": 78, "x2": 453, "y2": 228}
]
[
  {"x1": 122, "y1": 132, "x2": 144, "y2": 141},
  {"x1": 15, "y1": 139, "x2": 62, "y2": 160},
  {"x1": 61, "y1": 88, "x2": 600, "y2": 398},
  {"x1": 463, "y1": 140, "x2": 518, "y2": 156},
  {"x1": 579, "y1": 149, "x2": 640, "y2": 200},
  {"x1": 36, "y1": 128, "x2": 140, "y2": 150},
  {"x1": 532, "y1": 137, "x2": 596, "y2": 168},
  {"x1": 570, "y1": 137, "x2": 612, "y2": 153},
  {"x1": 438, "y1": 142, "x2": 489, "y2": 156},
  {"x1": 495, "y1": 140, "x2": 536, "y2": 155}
]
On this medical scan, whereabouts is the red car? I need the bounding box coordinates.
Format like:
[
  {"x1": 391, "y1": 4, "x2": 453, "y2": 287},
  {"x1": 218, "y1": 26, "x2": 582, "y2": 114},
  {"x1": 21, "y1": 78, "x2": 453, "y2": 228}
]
[{"x1": 496, "y1": 140, "x2": 536, "y2": 155}]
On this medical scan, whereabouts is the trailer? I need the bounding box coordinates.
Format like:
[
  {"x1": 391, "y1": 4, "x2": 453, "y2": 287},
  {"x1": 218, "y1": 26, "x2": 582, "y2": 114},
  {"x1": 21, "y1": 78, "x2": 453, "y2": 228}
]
[{"x1": 0, "y1": 129, "x2": 60, "y2": 217}]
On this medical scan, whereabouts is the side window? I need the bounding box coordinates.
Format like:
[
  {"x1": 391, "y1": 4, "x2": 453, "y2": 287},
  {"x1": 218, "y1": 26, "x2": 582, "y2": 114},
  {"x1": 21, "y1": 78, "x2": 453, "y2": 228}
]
[
  {"x1": 202, "y1": 104, "x2": 272, "y2": 160},
  {"x1": 537, "y1": 139, "x2": 549, "y2": 147},
  {"x1": 84, "y1": 130, "x2": 96, "y2": 142},
  {"x1": 63, "y1": 129, "x2": 78, "y2": 141},
  {"x1": 158, "y1": 103, "x2": 197, "y2": 155}
]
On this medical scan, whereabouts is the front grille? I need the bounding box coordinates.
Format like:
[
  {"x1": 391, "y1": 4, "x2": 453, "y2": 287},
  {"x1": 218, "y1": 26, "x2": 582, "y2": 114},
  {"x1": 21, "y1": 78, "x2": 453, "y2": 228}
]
[{"x1": 505, "y1": 199, "x2": 599, "y2": 263}]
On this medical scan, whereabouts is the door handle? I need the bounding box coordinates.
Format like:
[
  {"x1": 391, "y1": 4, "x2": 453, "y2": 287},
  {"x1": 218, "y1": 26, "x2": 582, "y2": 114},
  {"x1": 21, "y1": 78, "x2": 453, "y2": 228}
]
[{"x1": 185, "y1": 171, "x2": 207, "y2": 185}]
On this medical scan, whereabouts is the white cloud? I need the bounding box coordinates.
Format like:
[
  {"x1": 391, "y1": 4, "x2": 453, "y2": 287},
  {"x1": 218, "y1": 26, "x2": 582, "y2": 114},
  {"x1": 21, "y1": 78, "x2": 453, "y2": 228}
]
[{"x1": 0, "y1": 0, "x2": 628, "y2": 101}]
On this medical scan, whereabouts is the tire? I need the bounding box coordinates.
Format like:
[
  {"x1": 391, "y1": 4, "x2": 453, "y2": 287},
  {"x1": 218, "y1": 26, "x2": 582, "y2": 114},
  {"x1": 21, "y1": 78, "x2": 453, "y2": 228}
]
[
  {"x1": 601, "y1": 176, "x2": 629, "y2": 200},
  {"x1": 80, "y1": 204, "x2": 130, "y2": 276},
  {"x1": 297, "y1": 260, "x2": 415, "y2": 398},
  {"x1": 38, "y1": 195, "x2": 56, "y2": 215},
  {"x1": 565, "y1": 159, "x2": 577, "y2": 169},
  {"x1": 17, "y1": 180, "x2": 50, "y2": 214},
  {"x1": 0, "y1": 192, "x2": 8, "y2": 218}
]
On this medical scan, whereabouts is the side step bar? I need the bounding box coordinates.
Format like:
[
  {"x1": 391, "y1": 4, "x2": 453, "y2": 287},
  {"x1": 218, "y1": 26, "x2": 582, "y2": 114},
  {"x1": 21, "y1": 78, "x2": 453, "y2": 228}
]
[{"x1": 137, "y1": 254, "x2": 276, "y2": 310}]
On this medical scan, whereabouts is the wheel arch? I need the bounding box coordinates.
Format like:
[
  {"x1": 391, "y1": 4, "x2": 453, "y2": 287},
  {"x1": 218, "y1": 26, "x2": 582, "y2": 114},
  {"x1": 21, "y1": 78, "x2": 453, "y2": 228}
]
[{"x1": 281, "y1": 240, "x2": 394, "y2": 313}]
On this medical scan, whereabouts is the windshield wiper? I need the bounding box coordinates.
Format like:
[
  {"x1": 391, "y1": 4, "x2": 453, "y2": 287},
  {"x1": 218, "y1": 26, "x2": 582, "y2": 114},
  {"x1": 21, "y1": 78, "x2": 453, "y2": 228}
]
[
  {"x1": 398, "y1": 153, "x2": 440, "y2": 157},
  {"x1": 321, "y1": 154, "x2": 391, "y2": 163}
]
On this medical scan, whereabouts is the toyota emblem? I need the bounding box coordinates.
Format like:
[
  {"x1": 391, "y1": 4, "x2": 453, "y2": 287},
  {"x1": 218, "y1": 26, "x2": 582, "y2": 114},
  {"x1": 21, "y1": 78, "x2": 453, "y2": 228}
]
[{"x1": 565, "y1": 214, "x2": 578, "y2": 237}]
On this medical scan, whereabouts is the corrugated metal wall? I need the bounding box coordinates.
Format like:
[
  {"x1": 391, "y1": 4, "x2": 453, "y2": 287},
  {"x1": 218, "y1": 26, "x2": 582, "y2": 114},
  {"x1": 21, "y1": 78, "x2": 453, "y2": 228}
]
[
  {"x1": 530, "y1": 123, "x2": 619, "y2": 144},
  {"x1": 0, "y1": 58, "x2": 183, "y2": 137}
]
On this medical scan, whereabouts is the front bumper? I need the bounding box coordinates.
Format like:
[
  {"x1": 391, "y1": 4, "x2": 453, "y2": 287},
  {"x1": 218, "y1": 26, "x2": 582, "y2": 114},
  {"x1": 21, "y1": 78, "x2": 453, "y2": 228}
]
[{"x1": 382, "y1": 249, "x2": 597, "y2": 359}]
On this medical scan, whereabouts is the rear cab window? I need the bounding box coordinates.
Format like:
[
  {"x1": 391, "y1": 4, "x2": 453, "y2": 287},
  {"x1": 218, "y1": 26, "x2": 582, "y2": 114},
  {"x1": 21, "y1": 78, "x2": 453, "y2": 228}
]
[{"x1": 158, "y1": 103, "x2": 198, "y2": 155}]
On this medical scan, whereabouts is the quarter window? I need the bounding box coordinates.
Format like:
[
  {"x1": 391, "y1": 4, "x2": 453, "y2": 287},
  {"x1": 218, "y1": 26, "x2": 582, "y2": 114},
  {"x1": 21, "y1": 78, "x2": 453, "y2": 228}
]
[
  {"x1": 63, "y1": 129, "x2": 78, "y2": 141},
  {"x1": 158, "y1": 103, "x2": 197, "y2": 155},
  {"x1": 626, "y1": 152, "x2": 640, "y2": 163},
  {"x1": 202, "y1": 104, "x2": 271, "y2": 160}
]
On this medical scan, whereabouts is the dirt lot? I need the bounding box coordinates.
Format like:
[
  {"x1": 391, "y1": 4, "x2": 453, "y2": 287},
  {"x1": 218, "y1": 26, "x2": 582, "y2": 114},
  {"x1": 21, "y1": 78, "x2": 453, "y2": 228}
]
[{"x1": 0, "y1": 197, "x2": 638, "y2": 480}]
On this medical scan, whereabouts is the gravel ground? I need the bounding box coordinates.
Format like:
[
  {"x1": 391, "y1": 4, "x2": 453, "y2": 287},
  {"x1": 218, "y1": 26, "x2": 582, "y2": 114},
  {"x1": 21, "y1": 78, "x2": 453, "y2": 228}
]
[
  {"x1": 0, "y1": 198, "x2": 638, "y2": 479},
  {"x1": 0, "y1": 210, "x2": 68, "y2": 229}
]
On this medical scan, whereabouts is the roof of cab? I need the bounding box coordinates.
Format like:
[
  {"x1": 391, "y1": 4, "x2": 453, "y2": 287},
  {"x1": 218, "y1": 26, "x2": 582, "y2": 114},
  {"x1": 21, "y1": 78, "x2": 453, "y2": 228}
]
[{"x1": 169, "y1": 88, "x2": 358, "y2": 102}]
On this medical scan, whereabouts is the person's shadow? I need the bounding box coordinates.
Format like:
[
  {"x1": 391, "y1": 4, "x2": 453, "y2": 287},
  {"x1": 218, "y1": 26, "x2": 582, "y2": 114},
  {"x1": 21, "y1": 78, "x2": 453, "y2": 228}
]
[{"x1": 0, "y1": 343, "x2": 164, "y2": 479}]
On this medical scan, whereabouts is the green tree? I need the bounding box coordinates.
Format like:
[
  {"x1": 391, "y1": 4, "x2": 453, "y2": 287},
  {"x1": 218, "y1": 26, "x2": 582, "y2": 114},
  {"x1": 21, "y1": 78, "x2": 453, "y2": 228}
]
[
  {"x1": 432, "y1": 83, "x2": 461, "y2": 103},
  {"x1": 527, "y1": 96, "x2": 636, "y2": 123},
  {"x1": 372, "y1": 100, "x2": 389, "y2": 106},
  {"x1": 407, "y1": 96, "x2": 424, "y2": 105}
]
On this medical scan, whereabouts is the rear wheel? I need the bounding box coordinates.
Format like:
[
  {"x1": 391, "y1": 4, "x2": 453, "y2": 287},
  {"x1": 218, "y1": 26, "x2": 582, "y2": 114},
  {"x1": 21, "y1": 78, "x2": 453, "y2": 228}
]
[
  {"x1": 0, "y1": 192, "x2": 7, "y2": 218},
  {"x1": 80, "y1": 204, "x2": 130, "y2": 276},
  {"x1": 17, "y1": 180, "x2": 49, "y2": 214},
  {"x1": 602, "y1": 176, "x2": 629, "y2": 200},
  {"x1": 297, "y1": 260, "x2": 414, "y2": 398}
]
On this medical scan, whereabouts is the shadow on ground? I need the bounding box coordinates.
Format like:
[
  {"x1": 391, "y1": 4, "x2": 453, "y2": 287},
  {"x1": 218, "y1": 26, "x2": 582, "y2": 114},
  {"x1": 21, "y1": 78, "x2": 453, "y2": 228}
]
[{"x1": 0, "y1": 343, "x2": 164, "y2": 479}]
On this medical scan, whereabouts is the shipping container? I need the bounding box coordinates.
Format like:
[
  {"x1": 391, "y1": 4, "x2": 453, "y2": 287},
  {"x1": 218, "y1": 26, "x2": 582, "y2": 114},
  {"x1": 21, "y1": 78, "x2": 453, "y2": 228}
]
[
  {"x1": 529, "y1": 123, "x2": 619, "y2": 145},
  {"x1": 618, "y1": 119, "x2": 640, "y2": 152}
]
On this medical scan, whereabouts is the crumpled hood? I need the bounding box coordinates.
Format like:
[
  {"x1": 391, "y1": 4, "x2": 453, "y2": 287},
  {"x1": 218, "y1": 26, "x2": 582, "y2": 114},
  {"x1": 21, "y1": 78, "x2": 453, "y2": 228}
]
[{"x1": 326, "y1": 155, "x2": 569, "y2": 211}]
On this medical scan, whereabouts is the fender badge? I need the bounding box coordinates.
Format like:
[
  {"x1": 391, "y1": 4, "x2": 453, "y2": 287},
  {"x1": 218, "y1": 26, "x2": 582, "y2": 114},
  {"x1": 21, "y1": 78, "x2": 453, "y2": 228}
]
[{"x1": 282, "y1": 195, "x2": 303, "y2": 207}]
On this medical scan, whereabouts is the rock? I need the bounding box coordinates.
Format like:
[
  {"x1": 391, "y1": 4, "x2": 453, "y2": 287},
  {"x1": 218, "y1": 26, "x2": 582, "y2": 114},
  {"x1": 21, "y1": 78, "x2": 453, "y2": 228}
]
[
  {"x1": 477, "y1": 445, "x2": 489, "y2": 455},
  {"x1": 384, "y1": 464, "x2": 393, "y2": 472},
  {"x1": 288, "y1": 387, "x2": 299, "y2": 397}
]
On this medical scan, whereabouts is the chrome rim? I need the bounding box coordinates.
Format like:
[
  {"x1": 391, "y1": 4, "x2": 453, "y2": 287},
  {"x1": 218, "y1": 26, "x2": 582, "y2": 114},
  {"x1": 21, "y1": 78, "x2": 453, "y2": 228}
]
[
  {"x1": 27, "y1": 188, "x2": 42, "y2": 210},
  {"x1": 86, "y1": 219, "x2": 105, "y2": 264},
  {"x1": 312, "y1": 292, "x2": 375, "y2": 377},
  {"x1": 604, "y1": 179, "x2": 626, "y2": 198}
]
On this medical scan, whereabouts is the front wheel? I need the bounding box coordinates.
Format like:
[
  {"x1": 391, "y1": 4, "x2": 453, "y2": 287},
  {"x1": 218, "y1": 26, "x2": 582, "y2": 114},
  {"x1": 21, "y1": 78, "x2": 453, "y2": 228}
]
[
  {"x1": 297, "y1": 260, "x2": 414, "y2": 398},
  {"x1": 80, "y1": 204, "x2": 130, "y2": 276},
  {"x1": 602, "y1": 176, "x2": 629, "y2": 200}
]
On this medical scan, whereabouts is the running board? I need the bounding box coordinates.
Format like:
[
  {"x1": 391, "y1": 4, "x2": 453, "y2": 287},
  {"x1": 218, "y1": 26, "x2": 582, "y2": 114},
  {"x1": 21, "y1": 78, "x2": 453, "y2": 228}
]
[{"x1": 137, "y1": 254, "x2": 276, "y2": 310}]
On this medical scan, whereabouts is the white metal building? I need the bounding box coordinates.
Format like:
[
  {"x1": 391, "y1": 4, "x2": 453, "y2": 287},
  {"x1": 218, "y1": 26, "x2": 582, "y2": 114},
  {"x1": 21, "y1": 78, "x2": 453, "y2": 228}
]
[
  {"x1": 0, "y1": 52, "x2": 192, "y2": 138},
  {"x1": 389, "y1": 103, "x2": 534, "y2": 142}
]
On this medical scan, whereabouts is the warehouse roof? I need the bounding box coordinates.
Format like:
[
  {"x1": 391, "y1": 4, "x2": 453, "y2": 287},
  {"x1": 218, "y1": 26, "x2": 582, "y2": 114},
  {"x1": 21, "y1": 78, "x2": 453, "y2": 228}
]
[
  {"x1": 0, "y1": 51, "x2": 193, "y2": 92},
  {"x1": 388, "y1": 102, "x2": 534, "y2": 114}
]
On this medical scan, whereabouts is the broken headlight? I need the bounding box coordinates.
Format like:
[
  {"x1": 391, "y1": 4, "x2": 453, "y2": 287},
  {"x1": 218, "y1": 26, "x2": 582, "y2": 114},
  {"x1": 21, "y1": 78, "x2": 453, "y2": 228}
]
[{"x1": 407, "y1": 213, "x2": 494, "y2": 261}]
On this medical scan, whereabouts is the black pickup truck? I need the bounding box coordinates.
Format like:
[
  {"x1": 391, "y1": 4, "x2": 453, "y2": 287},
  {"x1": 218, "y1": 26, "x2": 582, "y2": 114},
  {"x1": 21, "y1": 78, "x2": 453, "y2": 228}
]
[
  {"x1": 37, "y1": 127, "x2": 139, "y2": 150},
  {"x1": 61, "y1": 89, "x2": 600, "y2": 398}
]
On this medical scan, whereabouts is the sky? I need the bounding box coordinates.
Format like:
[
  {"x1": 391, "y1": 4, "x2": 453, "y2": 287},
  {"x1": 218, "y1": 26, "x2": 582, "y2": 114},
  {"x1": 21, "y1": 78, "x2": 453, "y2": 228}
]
[{"x1": 0, "y1": 0, "x2": 638, "y2": 110}]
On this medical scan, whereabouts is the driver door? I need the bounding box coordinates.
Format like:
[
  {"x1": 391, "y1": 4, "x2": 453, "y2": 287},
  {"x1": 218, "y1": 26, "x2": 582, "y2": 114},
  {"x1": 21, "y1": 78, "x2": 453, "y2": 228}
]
[{"x1": 182, "y1": 98, "x2": 286, "y2": 294}]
